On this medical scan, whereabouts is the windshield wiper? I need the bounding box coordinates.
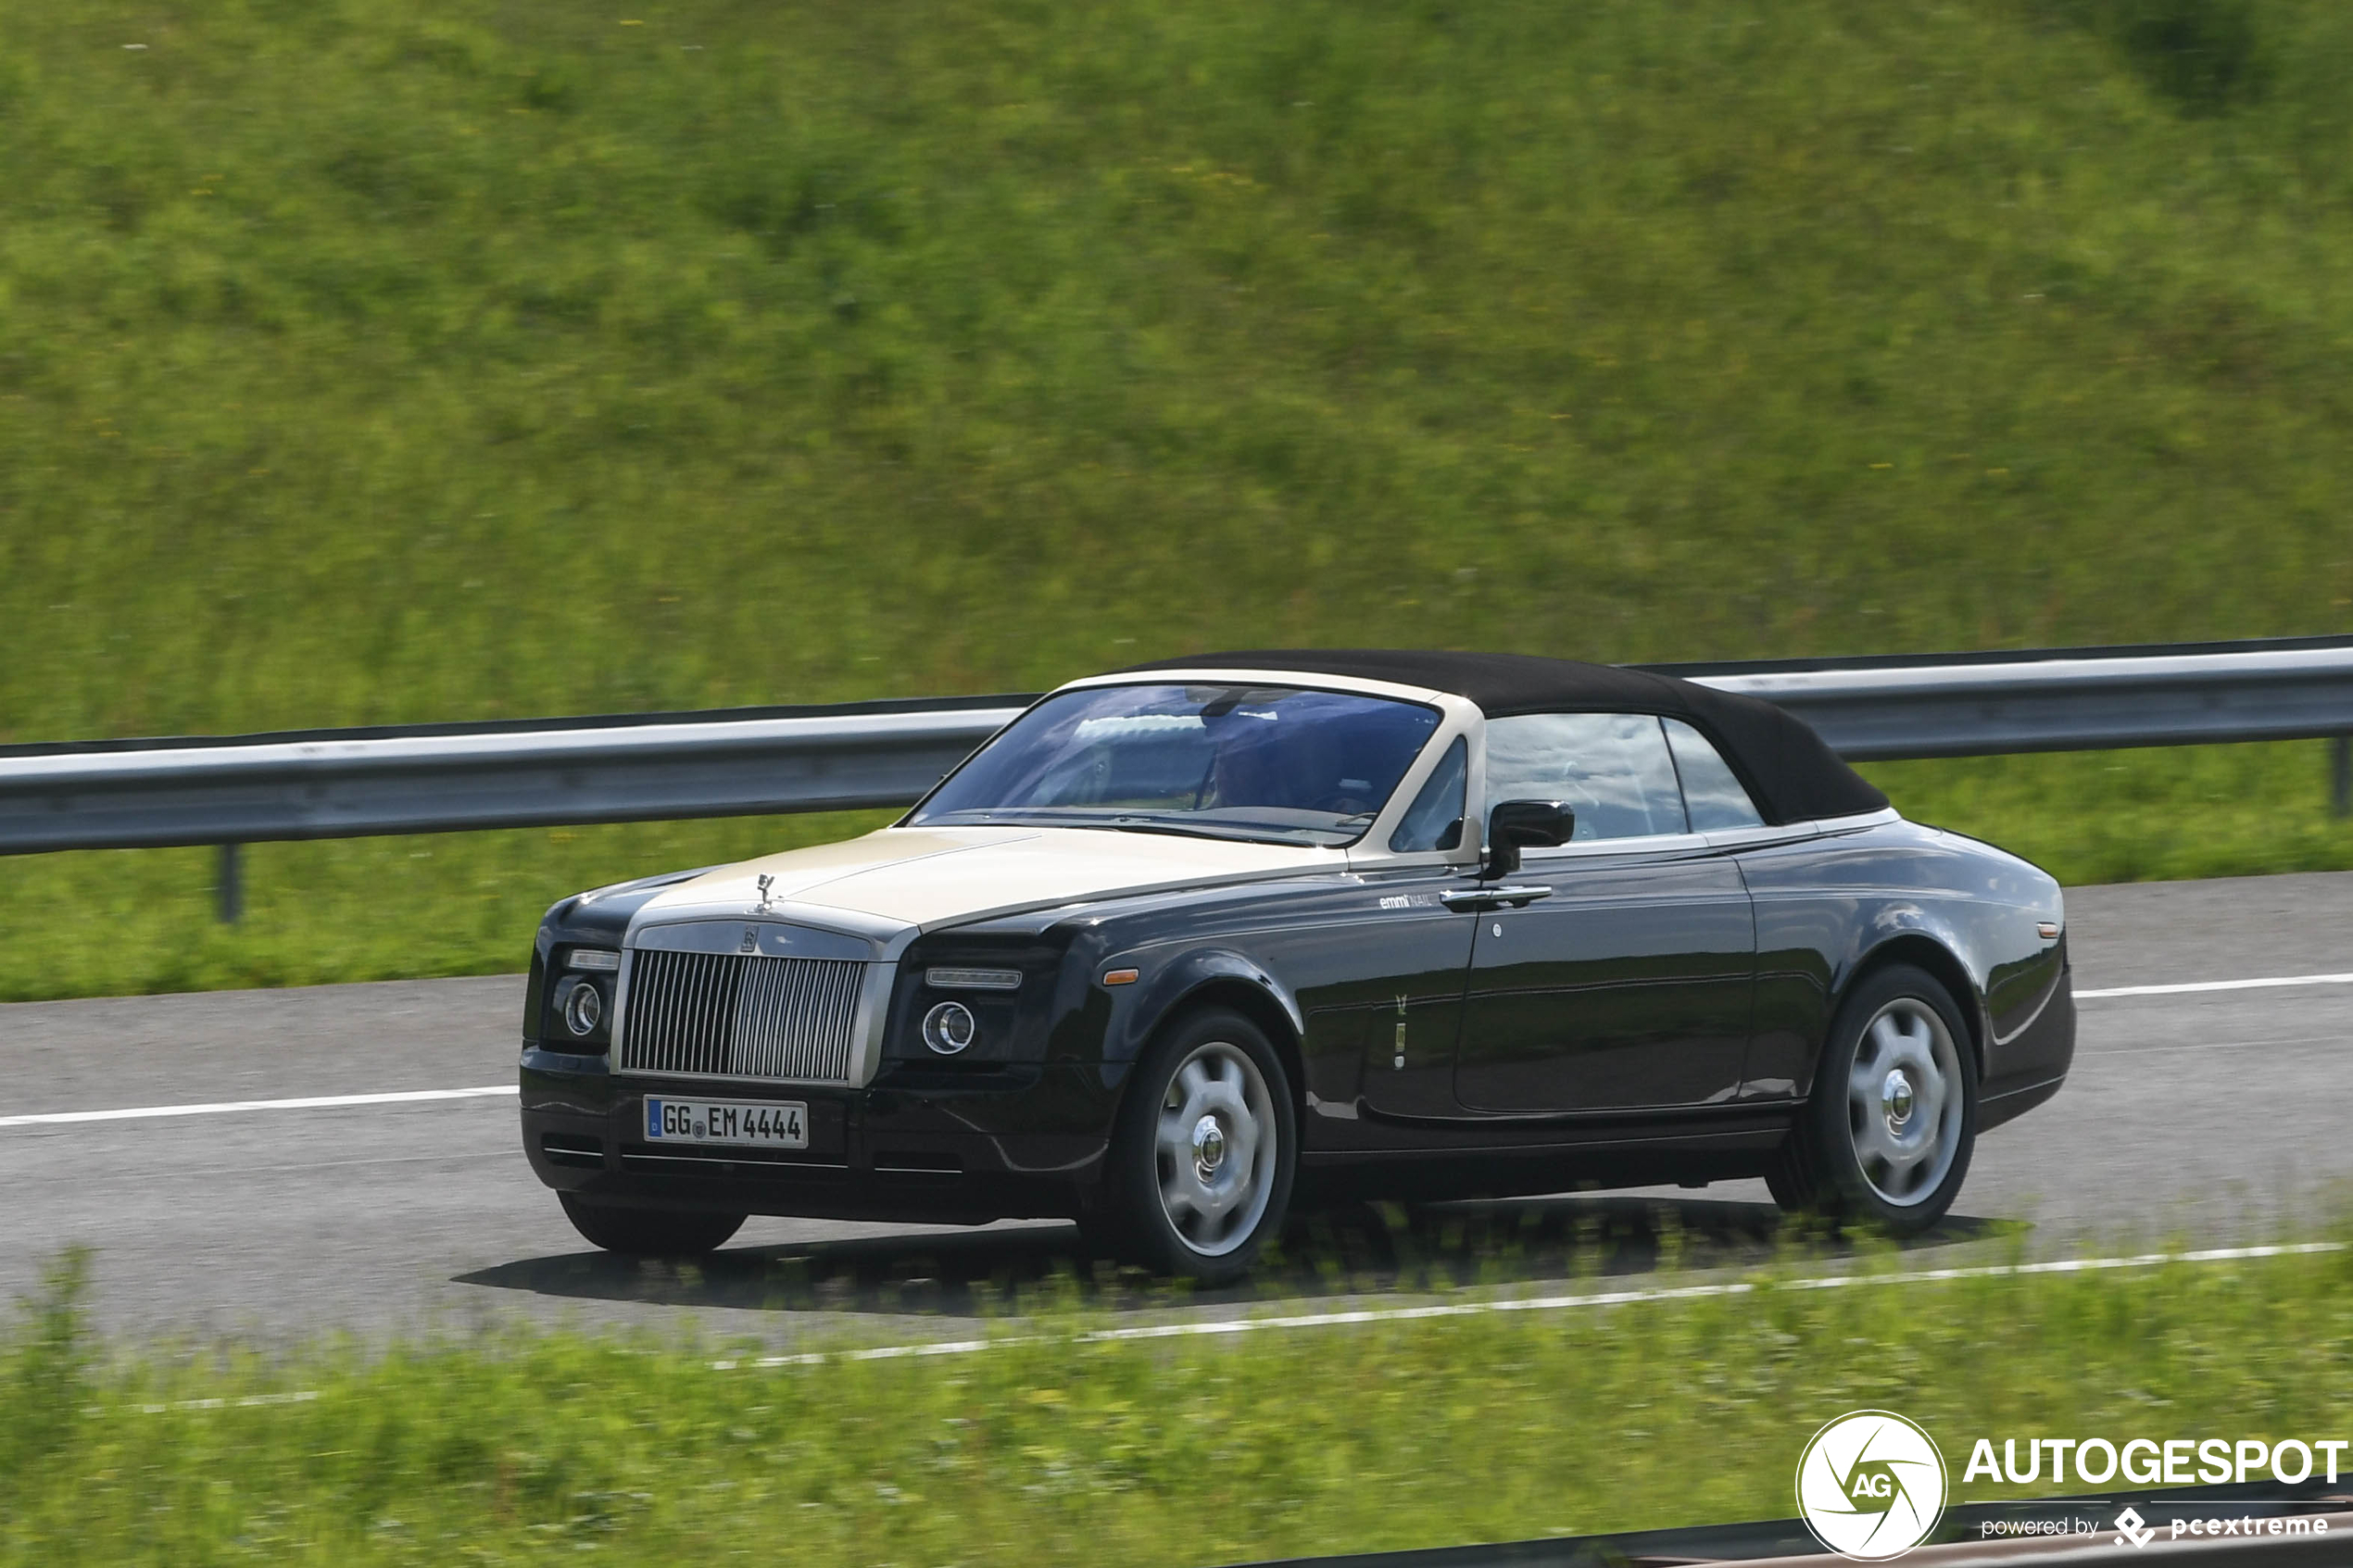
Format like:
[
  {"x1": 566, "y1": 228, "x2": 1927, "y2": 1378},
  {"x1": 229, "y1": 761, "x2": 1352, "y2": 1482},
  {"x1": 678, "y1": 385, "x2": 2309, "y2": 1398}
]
[
  {"x1": 1100, "y1": 818, "x2": 1272, "y2": 843},
  {"x1": 925, "y1": 808, "x2": 1340, "y2": 847},
  {"x1": 1076, "y1": 815, "x2": 1350, "y2": 847}
]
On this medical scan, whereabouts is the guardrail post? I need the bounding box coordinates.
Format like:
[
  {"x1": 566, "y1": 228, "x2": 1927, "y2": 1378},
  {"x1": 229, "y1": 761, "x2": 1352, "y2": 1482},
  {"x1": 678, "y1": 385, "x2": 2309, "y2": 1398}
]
[
  {"x1": 2335, "y1": 736, "x2": 2352, "y2": 820},
  {"x1": 216, "y1": 842, "x2": 243, "y2": 924}
]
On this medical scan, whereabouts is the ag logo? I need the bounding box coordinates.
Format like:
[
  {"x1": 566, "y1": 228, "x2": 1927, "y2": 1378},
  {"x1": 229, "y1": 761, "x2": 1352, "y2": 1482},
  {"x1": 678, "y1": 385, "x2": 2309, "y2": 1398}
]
[{"x1": 1795, "y1": 1410, "x2": 1948, "y2": 1561}]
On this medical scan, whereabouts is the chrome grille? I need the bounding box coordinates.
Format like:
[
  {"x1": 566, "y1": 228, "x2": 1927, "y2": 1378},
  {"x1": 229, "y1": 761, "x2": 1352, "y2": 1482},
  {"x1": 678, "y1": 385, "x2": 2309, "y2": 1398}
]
[{"x1": 618, "y1": 950, "x2": 864, "y2": 1084}]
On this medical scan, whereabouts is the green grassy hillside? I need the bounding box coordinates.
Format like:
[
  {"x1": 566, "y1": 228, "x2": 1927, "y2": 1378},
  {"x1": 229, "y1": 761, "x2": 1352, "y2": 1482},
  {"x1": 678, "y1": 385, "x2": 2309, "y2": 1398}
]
[{"x1": 6, "y1": 0, "x2": 2353, "y2": 996}]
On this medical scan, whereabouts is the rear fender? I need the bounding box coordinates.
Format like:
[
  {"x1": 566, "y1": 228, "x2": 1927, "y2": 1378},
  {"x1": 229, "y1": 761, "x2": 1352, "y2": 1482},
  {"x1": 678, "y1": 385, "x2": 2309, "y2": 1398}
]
[{"x1": 1835, "y1": 918, "x2": 1986, "y2": 1074}]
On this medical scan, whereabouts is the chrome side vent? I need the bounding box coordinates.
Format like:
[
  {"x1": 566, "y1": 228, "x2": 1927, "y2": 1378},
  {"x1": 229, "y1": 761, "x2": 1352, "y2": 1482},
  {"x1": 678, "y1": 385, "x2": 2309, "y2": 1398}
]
[{"x1": 618, "y1": 950, "x2": 863, "y2": 1085}]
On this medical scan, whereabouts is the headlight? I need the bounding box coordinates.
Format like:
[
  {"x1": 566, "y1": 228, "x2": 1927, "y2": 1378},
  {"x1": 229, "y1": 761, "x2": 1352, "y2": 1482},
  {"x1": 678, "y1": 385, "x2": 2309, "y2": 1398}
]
[
  {"x1": 567, "y1": 947, "x2": 622, "y2": 972},
  {"x1": 921, "y1": 1000, "x2": 975, "y2": 1055},
  {"x1": 561, "y1": 980, "x2": 605, "y2": 1037}
]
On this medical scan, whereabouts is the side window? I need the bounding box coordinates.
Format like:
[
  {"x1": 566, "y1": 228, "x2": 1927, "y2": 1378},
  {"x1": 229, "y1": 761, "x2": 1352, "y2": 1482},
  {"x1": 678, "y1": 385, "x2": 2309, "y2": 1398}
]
[
  {"x1": 1389, "y1": 736, "x2": 1467, "y2": 853},
  {"x1": 1482, "y1": 713, "x2": 1689, "y2": 842},
  {"x1": 1664, "y1": 718, "x2": 1765, "y2": 831}
]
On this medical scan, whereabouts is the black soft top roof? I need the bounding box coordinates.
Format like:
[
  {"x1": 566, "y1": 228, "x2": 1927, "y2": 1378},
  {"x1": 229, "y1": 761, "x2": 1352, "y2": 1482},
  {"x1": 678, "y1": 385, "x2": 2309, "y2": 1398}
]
[{"x1": 1114, "y1": 648, "x2": 1887, "y2": 826}]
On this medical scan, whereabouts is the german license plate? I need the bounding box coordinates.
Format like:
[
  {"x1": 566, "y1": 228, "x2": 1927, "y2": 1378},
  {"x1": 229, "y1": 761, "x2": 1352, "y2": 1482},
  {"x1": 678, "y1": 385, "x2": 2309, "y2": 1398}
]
[{"x1": 645, "y1": 1097, "x2": 808, "y2": 1149}]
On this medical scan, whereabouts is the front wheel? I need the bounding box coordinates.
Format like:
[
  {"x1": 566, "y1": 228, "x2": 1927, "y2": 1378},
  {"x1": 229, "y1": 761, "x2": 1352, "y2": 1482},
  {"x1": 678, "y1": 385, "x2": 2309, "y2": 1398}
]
[
  {"x1": 1100, "y1": 1007, "x2": 1297, "y2": 1285},
  {"x1": 559, "y1": 1194, "x2": 745, "y2": 1256},
  {"x1": 1769, "y1": 963, "x2": 1978, "y2": 1236}
]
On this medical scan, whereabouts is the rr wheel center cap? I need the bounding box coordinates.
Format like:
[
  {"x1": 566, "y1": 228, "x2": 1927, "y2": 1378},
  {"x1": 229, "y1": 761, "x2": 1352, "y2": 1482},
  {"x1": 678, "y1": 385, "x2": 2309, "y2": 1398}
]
[
  {"x1": 1191, "y1": 1114, "x2": 1227, "y2": 1182},
  {"x1": 1882, "y1": 1069, "x2": 1918, "y2": 1133}
]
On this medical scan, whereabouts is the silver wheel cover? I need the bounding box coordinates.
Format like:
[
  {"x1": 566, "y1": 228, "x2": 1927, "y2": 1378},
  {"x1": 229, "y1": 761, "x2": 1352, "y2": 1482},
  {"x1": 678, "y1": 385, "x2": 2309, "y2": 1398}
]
[
  {"x1": 1844, "y1": 997, "x2": 1966, "y2": 1208},
  {"x1": 1153, "y1": 1040, "x2": 1279, "y2": 1258}
]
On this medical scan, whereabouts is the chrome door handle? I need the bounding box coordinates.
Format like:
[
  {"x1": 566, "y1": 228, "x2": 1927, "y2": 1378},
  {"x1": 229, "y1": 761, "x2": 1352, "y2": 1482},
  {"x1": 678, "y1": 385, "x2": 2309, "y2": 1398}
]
[{"x1": 1440, "y1": 885, "x2": 1554, "y2": 912}]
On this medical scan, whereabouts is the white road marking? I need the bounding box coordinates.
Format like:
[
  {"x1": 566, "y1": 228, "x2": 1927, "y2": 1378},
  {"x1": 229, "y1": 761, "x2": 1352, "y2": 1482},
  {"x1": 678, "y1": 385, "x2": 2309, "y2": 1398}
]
[
  {"x1": 710, "y1": 1241, "x2": 2347, "y2": 1371},
  {"x1": 2083, "y1": 1033, "x2": 2347, "y2": 1056},
  {"x1": 0, "y1": 1085, "x2": 517, "y2": 1128},
  {"x1": 2077, "y1": 972, "x2": 2353, "y2": 1000},
  {"x1": 127, "y1": 1241, "x2": 2350, "y2": 1416},
  {"x1": 9, "y1": 967, "x2": 2351, "y2": 1127}
]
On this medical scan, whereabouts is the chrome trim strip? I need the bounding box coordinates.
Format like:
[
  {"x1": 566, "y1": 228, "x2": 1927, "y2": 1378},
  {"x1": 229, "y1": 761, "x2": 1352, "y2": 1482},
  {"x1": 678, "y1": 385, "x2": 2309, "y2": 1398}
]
[
  {"x1": 1821, "y1": 806, "x2": 1902, "y2": 831},
  {"x1": 620, "y1": 1151, "x2": 851, "y2": 1172},
  {"x1": 1698, "y1": 807, "x2": 1903, "y2": 852},
  {"x1": 1514, "y1": 831, "x2": 1718, "y2": 865},
  {"x1": 1697, "y1": 822, "x2": 1823, "y2": 851},
  {"x1": 848, "y1": 960, "x2": 898, "y2": 1088},
  {"x1": 611, "y1": 947, "x2": 638, "y2": 1065},
  {"x1": 1484, "y1": 804, "x2": 1899, "y2": 867}
]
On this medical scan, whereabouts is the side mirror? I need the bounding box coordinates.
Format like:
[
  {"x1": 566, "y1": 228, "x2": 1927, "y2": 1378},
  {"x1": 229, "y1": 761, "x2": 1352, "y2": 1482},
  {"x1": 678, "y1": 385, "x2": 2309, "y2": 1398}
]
[{"x1": 1483, "y1": 799, "x2": 1575, "y2": 878}]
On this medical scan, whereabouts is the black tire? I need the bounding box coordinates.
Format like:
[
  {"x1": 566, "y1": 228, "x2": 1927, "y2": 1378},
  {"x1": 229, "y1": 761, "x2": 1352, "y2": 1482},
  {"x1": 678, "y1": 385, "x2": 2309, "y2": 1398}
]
[
  {"x1": 559, "y1": 1194, "x2": 746, "y2": 1257},
  {"x1": 1769, "y1": 963, "x2": 1978, "y2": 1236},
  {"x1": 1098, "y1": 1006, "x2": 1298, "y2": 1286}
]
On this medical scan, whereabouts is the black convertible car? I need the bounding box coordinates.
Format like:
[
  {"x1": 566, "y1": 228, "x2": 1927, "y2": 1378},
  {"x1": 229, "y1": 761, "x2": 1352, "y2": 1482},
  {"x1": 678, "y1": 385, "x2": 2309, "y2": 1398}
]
[{"x1": 520, "y1": 651, "x2": 2072, "y2": 1281}]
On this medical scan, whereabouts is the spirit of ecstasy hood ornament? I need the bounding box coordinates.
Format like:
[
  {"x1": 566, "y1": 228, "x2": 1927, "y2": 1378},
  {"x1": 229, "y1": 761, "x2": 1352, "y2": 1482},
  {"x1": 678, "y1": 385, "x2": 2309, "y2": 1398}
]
[{"x1": 753, "y1": 873, "x2": 778, "y2": 915}]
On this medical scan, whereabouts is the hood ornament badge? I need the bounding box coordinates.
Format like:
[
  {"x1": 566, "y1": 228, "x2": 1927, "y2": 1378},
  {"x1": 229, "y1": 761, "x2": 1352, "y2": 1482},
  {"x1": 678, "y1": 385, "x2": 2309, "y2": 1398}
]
[{"x1": 753, "y1": 873, "x2": 779, "y2": 916}]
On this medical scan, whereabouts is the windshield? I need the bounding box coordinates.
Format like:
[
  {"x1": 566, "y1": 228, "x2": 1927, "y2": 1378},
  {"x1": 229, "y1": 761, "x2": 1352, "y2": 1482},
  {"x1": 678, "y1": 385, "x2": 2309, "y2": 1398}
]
[{"x1": 910, "y1": 683, "x2": 1442, "y2": 847}]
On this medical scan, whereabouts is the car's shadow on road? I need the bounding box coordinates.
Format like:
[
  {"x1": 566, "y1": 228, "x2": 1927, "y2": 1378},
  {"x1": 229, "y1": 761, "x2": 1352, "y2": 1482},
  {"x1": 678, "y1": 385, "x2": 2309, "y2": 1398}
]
[{"x1": 454, "y1": 1195, "x2": 2010, "y2": 1319}]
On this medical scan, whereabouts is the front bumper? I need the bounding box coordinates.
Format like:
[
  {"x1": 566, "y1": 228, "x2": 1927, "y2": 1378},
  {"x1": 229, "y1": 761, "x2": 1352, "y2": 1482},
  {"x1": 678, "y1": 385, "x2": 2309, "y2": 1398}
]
[{"x1": 519, "y1": 1051, "x2": 1126, "y2": 1223}]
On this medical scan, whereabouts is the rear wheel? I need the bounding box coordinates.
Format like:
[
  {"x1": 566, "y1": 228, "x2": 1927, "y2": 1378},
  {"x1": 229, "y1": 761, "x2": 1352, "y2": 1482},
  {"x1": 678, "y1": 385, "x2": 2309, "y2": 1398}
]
[
  {"x1": 559, "y1": 1194, "x2": 745, "y2": 1256},
  {"x1": 1099, "y1": 1007, "x2": 1296, "y2": 1285},
  {"x1": 1769, "y1": 963, "x2": 1977, "y2": 1236}
]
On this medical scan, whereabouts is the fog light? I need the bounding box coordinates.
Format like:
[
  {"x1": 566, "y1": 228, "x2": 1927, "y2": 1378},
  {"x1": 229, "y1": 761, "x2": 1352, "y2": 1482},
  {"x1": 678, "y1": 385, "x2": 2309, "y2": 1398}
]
[
  {"x1": 921, "y1": 1000, "x2": 975, "y2": 1055},
  {"x1": 562, "y1": 980, "x2": 604, "y2": 1037}
]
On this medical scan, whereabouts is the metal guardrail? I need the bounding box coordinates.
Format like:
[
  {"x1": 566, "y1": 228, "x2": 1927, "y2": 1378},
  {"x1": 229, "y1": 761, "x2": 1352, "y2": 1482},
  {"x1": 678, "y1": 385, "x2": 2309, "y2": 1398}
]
[
  {"x1": 0, "y1": 693, "x2": 1028, "y2": 855},
  {"x1": 0, "y1": 693, "x2": 1029, "y2": 922},
  {"x1": 1661, "y1": 636, "x2": 2353, "y2": 764},
  {"x1": 5, "y1": 638, "x2": 2351, "y2": 919}
]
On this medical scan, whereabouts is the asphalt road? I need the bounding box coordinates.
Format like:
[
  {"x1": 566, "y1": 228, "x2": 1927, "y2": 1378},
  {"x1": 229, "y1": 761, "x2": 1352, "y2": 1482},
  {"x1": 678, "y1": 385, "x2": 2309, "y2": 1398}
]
[{"x1": 5, "y1": 871, "x2": 2350, "y2": 1346}]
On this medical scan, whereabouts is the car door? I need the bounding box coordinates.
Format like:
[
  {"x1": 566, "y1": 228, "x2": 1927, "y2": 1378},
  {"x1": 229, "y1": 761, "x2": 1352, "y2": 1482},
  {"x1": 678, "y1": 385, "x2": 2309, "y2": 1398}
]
[
  {"x1": 1351, "y1": 736, "x2": 1485, "y2": 1120},
  {"x1": 1452, "y1": 712, "x2": 1757, "y2": 1114}
]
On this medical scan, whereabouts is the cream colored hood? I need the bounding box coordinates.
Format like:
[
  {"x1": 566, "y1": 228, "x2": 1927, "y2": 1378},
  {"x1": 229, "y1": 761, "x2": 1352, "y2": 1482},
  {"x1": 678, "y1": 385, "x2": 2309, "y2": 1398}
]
[{"x1": 636, "y1": 825, "x2": 1343, "y2": 933}]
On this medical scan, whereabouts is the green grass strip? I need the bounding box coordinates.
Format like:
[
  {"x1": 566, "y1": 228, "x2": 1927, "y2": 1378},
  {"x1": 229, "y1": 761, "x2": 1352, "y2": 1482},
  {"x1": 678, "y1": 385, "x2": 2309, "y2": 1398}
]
[{"x1": 6, "y1": 1233, "x2": 2351, "y2": 1565}]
